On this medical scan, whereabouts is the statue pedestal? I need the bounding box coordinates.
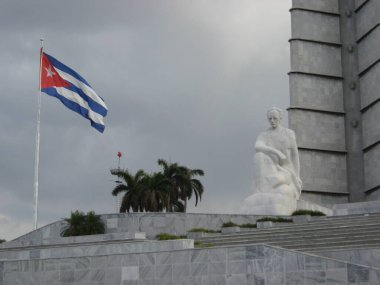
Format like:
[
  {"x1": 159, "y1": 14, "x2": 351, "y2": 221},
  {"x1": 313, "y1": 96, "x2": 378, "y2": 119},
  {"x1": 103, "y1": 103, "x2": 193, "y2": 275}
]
[{"x1": 241, "y1": 192, "x2": 297, "y2": 216}]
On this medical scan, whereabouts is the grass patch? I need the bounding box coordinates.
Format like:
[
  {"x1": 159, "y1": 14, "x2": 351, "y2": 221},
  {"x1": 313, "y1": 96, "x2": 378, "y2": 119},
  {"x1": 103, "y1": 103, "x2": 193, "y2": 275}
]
[
  {"x1": 222, "y1": 221, "x2": 239, "y2": 228},
  {"x1": 156, "y1": 233, "x2": 186, "y2": 240},
  {"x1": 256, "y1": 217, "x2": 292, "y2": 223},
  {"x1": 292, "y1": 209, "x2": 326, "y2": 216},
  {"x1": 240, "y1": 223, "x2": 257, "y2": 229},
  {"x1": 188, "y1": 228, "x2": 221, "y2": 233},
  {"x1": 194, "y1": 241, "x2": 215, "y2": 248}
]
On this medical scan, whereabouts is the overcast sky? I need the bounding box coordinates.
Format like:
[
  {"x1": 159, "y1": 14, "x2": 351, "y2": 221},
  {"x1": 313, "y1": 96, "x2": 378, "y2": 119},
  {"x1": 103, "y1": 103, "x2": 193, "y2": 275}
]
[{"x1": 0, "y1": 0, "x2": 291, "y2": 240}]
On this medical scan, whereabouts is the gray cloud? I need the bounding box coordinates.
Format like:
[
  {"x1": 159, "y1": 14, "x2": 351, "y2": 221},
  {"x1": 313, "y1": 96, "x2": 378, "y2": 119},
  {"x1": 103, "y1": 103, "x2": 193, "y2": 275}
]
[{"x1": 0, "y1": 0, "x2": 291, "y2": 240}]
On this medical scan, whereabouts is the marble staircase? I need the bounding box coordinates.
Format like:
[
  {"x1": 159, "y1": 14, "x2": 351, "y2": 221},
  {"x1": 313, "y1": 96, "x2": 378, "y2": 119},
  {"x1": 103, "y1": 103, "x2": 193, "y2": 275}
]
[{"x1": 195, "y1": 213, "x2": 380, "y2": 253}]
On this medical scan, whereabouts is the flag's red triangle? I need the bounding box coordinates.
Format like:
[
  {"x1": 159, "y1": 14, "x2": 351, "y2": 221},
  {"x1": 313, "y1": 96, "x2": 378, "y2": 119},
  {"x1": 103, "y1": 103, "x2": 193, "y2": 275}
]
[{"x1": 40, "y1": 51, "x2": 71, "y2": 89}]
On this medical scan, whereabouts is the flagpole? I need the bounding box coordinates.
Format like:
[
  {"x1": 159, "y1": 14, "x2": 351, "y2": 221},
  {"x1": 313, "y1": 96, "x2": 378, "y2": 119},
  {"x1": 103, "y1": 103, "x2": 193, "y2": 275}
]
[{"x1": 33, "y1": 39, "x2": 44, "y2": 230}]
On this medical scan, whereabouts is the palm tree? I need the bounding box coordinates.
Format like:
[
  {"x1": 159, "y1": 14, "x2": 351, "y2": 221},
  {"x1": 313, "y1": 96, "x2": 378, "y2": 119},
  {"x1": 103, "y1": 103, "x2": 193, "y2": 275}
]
[
  {"x1": 141, "y1": 172, "x2": 172, "y2": 212},
  {"x1": 181, "y1": 167, "x2": 204, "y2": 211},
  {"x1": 111, "y1": 169, "x2": 146, "y2": 213},
  {"x1": 61, "y1": 210, "x2": 105, "y2": 237},
  {"x1": 111, "y1": 161, "x2": 205, "y2": 213},
  {"x1": 84, "y1": 211, "x2": 105, "y2": 235},
  {"x1": 158, "y1": 159, "x2": 204, "y2": 212},
  {"x1": 61, "y1": 210, "x2": 86, "y2": 237},
  {"x1": 157, "y1": 159, "x2": 188, "y2": 212}
]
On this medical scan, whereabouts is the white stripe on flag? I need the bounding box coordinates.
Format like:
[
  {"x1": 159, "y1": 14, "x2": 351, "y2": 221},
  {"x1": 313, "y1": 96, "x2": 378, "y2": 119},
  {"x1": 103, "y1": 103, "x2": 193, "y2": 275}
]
[
  {"x1": 55, "y1": 87, "x2": 105, "y2": 125},
  {"x1": 55, "y1": 69, "x2": 108, "y2": 110}
]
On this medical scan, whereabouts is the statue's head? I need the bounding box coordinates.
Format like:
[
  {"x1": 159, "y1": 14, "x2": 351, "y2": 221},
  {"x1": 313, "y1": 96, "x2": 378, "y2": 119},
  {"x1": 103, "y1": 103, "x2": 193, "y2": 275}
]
[{"x1": 267, "y1": 107, "x2": 282, "y2": 129}]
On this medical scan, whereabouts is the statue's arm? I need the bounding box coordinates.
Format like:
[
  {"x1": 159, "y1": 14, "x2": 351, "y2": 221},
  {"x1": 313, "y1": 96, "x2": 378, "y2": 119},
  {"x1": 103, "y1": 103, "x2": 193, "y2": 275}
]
[
  {"x1": 289, "y1": 130, "x2": 303, "y2": 195},
  {"x1": 255, "y1": 140, "x2": 286, "y2": 161},
  {"x1": 290, "y1": 146, "x2": 300, "y2": 176},
  {"x1": 289, "y1": 131, "x2": 300, "y2": 176}
]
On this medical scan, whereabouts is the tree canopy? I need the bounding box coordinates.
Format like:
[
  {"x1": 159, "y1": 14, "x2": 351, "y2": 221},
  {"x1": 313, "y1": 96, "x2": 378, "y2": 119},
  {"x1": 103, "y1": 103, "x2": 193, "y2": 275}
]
[{"x1": 111, "y1": 159, "x2": 205, "y2": 213}]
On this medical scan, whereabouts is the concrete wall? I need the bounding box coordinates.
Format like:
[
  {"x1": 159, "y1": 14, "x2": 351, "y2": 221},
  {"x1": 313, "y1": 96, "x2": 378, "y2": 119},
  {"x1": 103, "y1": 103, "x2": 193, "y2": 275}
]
[
  {"x1": 289, "y1": 74, "x2": 344, "y2": 112},
  {"x1": 356, "y1": 0, "x2": 380, "y2": 40},
  {"x1": 0, "y1": 238, "x2": 193, "y2": 261},
  {"x1": 289, "y1": 0, "x2": 380, "y2": 204},
  {"x1": 291, "y1": 10, "x2": 340, "y2": 43},
  {"x1": 292, "y1": 0, "x2": 339, "y2": 14},
  {"x1": 290, "y1": 41, "x2": 342, "y2": 76},
  {"x1": 290, "y1": 110, "x2": 346, "y2": 151},
  {"x1": 355, "y1": 0, "x2": 380, "y2": 198},
  {"x1": 358, "y1": 27, "x2": 380, "y2": 73},
  {"x1": 1, "y1": 244, "x2": 379, "y2": 285},
  {"x1": 298, "y1": 150, "x2": 347, "y2": 194},
  {"x1": 289, "y1": 0, "x2": 348, "y2": 205},
  {"x1": 360, "y1": 63, "x2": 380, "y2": 109}
]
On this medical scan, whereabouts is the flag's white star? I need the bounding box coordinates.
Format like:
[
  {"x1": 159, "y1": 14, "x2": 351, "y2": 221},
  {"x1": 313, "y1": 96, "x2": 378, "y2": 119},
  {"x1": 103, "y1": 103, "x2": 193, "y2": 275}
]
[{"x1": 45, "y1": 65, "x2": 56, "y2": 77}]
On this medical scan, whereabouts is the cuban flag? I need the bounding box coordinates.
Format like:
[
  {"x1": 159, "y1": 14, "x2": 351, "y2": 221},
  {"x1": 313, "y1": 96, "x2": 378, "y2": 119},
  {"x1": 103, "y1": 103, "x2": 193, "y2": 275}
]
[{"x1": 40, "y1": 50, "x2": 108, "y2": 133}]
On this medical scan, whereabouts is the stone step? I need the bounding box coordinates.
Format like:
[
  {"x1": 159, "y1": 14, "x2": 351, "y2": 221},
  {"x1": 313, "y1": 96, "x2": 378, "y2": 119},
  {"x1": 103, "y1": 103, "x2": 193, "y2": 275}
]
[
  {"x1": 295, "y1": 213, "x2": 380, "y2": 222},
  {"x1": 271, "y1": 236, "x2": 380, "y2": 247},
  {"x1": 325, "y1": 212, "x2": 380, "y2": 219},
  {"x1": 274, "y1": 215, "x2": 380, "y2": 227},
  {"x1": 283, "y1": 237, "x2": 380, "y2": 250},
  {"x1": 298, "y1": 212, "x2": 380, "y2": 221},
  {"x1": 199, "y1": 232, "x2": 380, "y2": 248},
  {"x1": 306, "y1": 216, "x2": 380, "y2": 225},
  {"x1": 197, "y1": 228, "x2": 380, "y2": 244},
  {"x1": 201, "y1": 235, "x2": 380, "y2": 250},
  {"x1": 303, "y1": 244, "x2": 380, "y2": 252},
  {"x1": 202, "y1": 233, "x2": 380, "y2": 246},
  {"x1": 198, "y1": 222, "x2": 380, "y2": 242},
  {"x1": 214, "y1": 223, "x2": 380, "y2": 239},
  {"x1": 193, "y1": 214, "x2": 380, "y2": 253}
]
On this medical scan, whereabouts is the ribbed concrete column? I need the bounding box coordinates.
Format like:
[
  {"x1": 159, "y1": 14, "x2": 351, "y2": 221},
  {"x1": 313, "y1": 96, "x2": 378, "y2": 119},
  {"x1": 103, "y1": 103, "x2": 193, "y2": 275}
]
[{"x1": 338, "y1": 0, "x2": 365, "y2": 201}]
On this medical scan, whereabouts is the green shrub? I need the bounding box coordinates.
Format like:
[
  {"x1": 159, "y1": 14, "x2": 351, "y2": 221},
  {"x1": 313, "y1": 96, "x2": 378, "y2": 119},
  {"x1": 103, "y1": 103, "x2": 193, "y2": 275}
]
[
  {"x1": 156, "y1": 233, "x2": 185, "y2": 240},
  {"x1": 222, "y1": 221, "x2": 239, "y2": 228},
  {"x1": 188, "y1": 228, "x2": 220, "y2": 233},
  {"x1": 0, "y1": 239, "x2": 5, "y2": 243},
  {"x1": 240, "y1": 223, "x2": 257, "y2": 229},
  {"x1": 256, "y1": 217, "x2": 292, "y2": 223},
  {"x1": 292, "y1": 209, "x2": 326, "y2": 216},
  {"x1": 61, "y1": 210, "x2": 105, "y2": 237}
]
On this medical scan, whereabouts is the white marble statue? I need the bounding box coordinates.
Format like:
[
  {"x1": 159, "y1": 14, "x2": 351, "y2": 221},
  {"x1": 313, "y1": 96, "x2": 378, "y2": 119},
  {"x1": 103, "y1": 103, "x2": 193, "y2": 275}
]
[{"x1": 242, "y1": 107, "x2": 302, "y2": 215}]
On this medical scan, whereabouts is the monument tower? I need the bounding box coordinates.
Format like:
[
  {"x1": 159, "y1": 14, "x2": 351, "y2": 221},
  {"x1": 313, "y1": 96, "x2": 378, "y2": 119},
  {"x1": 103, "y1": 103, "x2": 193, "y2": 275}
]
[{"x1": 289, "y1": 0, "x2": 380, "y2": 207}]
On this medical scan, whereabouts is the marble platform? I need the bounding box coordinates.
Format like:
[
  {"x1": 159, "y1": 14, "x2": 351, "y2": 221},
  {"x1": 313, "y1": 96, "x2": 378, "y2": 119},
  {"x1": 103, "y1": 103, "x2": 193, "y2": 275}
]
[
  {"x1": 10, "y1": 213, "x2": 272, "y2": 243},
  {"x1": 9, "y1": 211, "x2": 335, "y2": 246},
  {"x1": 0, "y1": 232, "x2": 145, "y2": 249},
  {"x1": 315, "y1": 248, "x2": 380, "y2": 270},
  {"x1": 1, "y1": 244, "x2": 379, "y2": 285},
  {"x1": 0, "y1": 239, "x2": 194, "y2": 261}
]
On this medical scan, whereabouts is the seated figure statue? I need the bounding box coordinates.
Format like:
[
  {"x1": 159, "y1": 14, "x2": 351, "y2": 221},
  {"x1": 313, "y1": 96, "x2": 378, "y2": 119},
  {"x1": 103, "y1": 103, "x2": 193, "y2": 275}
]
[{"x1": 242, "y1": 107, "x2": 302, "y2": 215}]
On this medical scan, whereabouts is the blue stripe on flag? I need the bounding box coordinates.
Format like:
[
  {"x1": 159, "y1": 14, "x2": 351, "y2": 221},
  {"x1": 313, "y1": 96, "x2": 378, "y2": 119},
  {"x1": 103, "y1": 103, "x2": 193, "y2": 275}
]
[
  {"x1": 42, "y1": 87, "x2": 105, "y2": 133},
  {"x1": 45, "y1": 53, "x2": 92, "y2": 88},
  {"x1": 65, "y1": 84, "x2": 108, "y2": 117}
]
